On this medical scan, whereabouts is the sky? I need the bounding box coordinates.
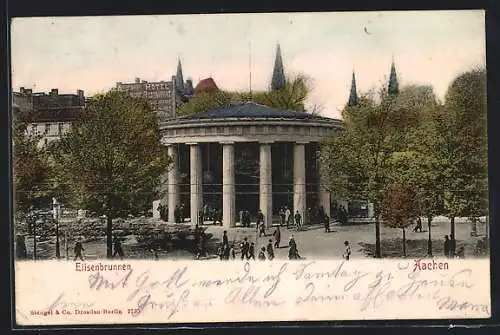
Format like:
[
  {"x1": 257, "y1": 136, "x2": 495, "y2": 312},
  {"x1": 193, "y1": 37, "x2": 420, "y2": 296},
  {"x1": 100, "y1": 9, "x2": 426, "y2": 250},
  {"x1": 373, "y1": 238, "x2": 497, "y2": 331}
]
[{"x1": 11, "y1": 10, "x2": 485, "y2": 119}]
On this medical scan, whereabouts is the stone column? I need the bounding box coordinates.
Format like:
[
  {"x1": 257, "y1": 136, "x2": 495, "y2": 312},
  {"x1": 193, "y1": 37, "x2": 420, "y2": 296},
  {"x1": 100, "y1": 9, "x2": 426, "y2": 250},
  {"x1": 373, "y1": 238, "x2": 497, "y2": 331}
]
[
  {"x1": 167, "y1": 144, "x2": 180, "y2": 223},
  {"x1": 222, "y1": 142, "x2": 236, "y2": 228},
  {"x1": 293, "y1": 142, "x2": 307, "y2": 225},
  {"x1": 259, "y1": 142, "x2": 273, "y2": 228},
  {"x1": 188, "y1": 143, "x2": 203, "y2": 225},
  {"x1": 317, "y1": 151, "x2": 331, "y2": 218},
  {"x1": 319, "y1": 186, "x2": 331, "y2": 218}
]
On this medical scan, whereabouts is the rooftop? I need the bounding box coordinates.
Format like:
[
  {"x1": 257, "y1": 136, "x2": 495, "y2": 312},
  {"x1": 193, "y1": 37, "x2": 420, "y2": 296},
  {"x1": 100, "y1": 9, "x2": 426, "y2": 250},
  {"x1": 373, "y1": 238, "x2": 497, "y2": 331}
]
[
  {"x1": 16, "y1": 106, "x2": 84, "y2": 123},
  {"x1": 194, "y1": 78, "x2": 219, "y2": 94},
  {"x1": 177, "y1": 101, "x2": 338, "y2": 122}
]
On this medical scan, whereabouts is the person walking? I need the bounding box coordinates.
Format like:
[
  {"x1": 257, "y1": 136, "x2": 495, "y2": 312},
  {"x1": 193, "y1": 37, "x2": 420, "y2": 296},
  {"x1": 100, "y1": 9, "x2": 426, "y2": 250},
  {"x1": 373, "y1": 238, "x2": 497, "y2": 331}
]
[
  {"x1": 266, "y1": 239, "x2": 275, "y2": 260},
  {"x1": 285, "y1": 207, "x2": 292, "y2": 229},
  {"x1": 294, "y1": 210, "x2": 302, "y2": 231},
  {"x1": 222, "y1": 230, "x2": 229, "y2": 249},
  {"x1": 248, "y1": 242, "x2": 255, "y2": 260},
  {"x1": 279, "y1": 207, "x2": 286, "y2": 227},
  {"x1": 256, "y1": 210, "x2": 264, "y2": 234},
  {"x1": 230, "y1": 244, "x2": 236, "y2": 260},
  {"x1": 273, "y1": 226, "x2": 281, "y2": 248},
  {"x1": 444, "y1": 235, "x2": 451, "y2": 258},
  {"x1": 343, "y1": 241, "x2": 351, "y2": 261},
  {"x1": 413, "y1": 217, "x2": 423, "y2": 232},
  {"x1": 73, "y1": 237, "x2": 85, "y2": 261},
  {"x1": 112, "y1": 236, "x2": 125, "y2": 259},
  {"x1": 258, "y1": 247, "x2": 267, "y2": 260},
  {"x1": 324, "y1": 214, "x2": 330, "y2": 233},
  {"x1": 240, "y1": 237, "x2": 249, "y2": 260},
  {"x1": 288, "y1": 235, "x2": 300, "y2": 260}
]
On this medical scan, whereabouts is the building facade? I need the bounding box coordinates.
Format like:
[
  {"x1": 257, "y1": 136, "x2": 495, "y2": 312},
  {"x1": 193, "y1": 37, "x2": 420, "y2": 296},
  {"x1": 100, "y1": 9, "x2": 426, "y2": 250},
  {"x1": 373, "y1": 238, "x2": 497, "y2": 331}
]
[
  {"x1": 113, "y1": 60, "x2": 193, "y2": 120},
  {"x1": 12, "y1": 87, "x2": 85, "y2": 147},
  {"x1": 114, "y1": 77, "x2": 177, "y2": 120}
]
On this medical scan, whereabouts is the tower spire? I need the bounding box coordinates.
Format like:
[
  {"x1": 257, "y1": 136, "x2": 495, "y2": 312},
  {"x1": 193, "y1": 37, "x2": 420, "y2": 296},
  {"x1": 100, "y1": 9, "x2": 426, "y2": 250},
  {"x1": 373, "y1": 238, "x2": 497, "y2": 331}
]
[
  {"x1": 176, "y1": 57, "x2": 185, "y2": 95},
  {"x1": 347, "y1": 71, "x2": 358, "y2": 107},
  {"x1": 271, "y1": 43, "x2": 286, "y2": 91},
  {"x1": 388, "y1": 57, "x2": 399, "y2": 96}
]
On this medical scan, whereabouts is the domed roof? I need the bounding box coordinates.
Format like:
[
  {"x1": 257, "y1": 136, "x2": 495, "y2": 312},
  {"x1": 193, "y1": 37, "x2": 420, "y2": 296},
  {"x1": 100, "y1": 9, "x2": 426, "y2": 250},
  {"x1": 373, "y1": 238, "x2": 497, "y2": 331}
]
[{"x1": 177, "y1": 101, "x2": 336, "y2": 122}]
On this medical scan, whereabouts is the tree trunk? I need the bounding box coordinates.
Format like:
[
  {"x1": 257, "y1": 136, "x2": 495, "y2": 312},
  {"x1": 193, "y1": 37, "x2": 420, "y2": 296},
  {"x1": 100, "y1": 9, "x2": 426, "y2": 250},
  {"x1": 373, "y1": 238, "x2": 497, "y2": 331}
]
[
  {"x1": 427, "y1": 216, "x2": 433, "y2": 257},
  {"x1": 402, "y1": 228, "x2": 406, "y2": 258},
  {"x1": 375, "y1": 216, "x2": 381, "y2": 258},
  {"x1": 106, "y1": 216, "x2": 113, "y2": 258},
  {"x1": 450, "y1": 216, "x2": 455, "y2": 240},
  {"x1": 33, "y1": 217, "x2": 37, "y2": 260},
  {"x1": 450, "y1": 216, "x2": 456, "y2": 256}
]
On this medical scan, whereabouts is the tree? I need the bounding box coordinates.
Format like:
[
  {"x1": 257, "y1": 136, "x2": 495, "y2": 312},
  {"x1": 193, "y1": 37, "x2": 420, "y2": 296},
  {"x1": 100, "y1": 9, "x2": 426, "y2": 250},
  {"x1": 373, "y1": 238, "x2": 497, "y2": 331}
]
[
  {"x1": 256, "y1": 74, "x2": 311, "y2": 111},
  {"x1": 321, "y1": 91, "x2": 396, "y2": 258},
  {"x1": 177, "y1": 74, "x2": 314, "y2": 116},
  {"x1": 12, "y1": 118, "x2": 51, "y2": 216},
  {"x1": 380, "y1": 184, "x2": 419, "y2": 257},
  {"x1": 52, "y1": 91, "x2": 171, "y2": 258},
  {"x1": 321, "y1": 83, "x2": 439, "y2": 258},
  {"x1": 435, "y1": 68, "x2": 487, "y2": 245},
  {"x1": 177, "y1": 89, "x2": 232, "y2": 116}
]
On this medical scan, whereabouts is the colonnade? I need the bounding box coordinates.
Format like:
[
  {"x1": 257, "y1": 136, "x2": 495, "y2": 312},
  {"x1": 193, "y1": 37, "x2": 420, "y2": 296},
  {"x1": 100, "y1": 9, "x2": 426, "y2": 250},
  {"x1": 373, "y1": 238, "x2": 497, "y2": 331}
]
[{"x1": 166, "y1": 141, "x2": 331, "y2": 228}]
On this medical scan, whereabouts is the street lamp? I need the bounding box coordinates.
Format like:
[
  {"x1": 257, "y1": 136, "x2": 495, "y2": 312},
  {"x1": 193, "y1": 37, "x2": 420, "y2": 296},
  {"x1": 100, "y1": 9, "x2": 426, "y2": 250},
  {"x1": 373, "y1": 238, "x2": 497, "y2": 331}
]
[{"x1": 53, "y1": 198, "x2": 61, "y2": 259}]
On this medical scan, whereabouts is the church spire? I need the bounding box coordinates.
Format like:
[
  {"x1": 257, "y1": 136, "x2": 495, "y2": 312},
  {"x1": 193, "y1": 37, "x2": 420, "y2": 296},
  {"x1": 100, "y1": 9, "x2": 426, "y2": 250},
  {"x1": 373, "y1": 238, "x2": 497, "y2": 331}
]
[
  {"x1": 271, "y1": 43, "x2": 286, "y2": 91},
  {"x1": 388, "y1": 58, "x2": 399, "y2": 96},
  {"x1": 348, "y1": 71, "x2": 359, "y2": 107},
  {"x1": 175, "y1": 58, "x2": 185, "y2": 95}
]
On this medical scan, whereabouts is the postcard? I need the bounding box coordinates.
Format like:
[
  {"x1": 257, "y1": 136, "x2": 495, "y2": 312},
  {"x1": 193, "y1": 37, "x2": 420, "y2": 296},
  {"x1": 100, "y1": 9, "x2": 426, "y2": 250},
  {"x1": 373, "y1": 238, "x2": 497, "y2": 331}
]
[{"x1": 11, "y1": 10, "x2": 489, "y2": 326}]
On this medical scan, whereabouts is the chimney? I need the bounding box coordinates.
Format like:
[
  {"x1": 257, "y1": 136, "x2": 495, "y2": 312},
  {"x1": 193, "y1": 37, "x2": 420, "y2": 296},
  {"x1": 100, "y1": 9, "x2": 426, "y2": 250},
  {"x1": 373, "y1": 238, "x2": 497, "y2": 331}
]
[
  {"x1": 51, "y1": 89, "x2": 58, "y2": 96},
  {"x1": 77, "y1": 89, "x2": 84, "y2": 97},
  {"x1": 135, "y1": 77, "x2": 140, "y2": 83},
  {"x1": 20, "y1": 87, "x2": 25, "y2": 93}
]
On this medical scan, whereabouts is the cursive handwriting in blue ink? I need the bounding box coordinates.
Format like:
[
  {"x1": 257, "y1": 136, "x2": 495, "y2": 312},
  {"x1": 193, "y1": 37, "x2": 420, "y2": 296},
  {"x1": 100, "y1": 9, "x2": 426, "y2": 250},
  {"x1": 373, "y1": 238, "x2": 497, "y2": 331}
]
[
  {"x1": 44, "y1": 292, "x2": 95, "y2": 312},
  {"x1": 127, "y1": 266, "x2": 189, "y2": 302},
  {"x1": 88, "y1": 269, "x2": 133, "y2": 291}
]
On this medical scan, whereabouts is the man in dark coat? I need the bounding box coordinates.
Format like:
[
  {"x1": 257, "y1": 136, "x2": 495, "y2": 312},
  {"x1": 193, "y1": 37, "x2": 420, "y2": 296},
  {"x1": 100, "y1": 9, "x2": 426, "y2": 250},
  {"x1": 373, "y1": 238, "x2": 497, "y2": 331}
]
[
  {"x1": 273, "y1": 226, "x2": 281, "y2": 248},
  {"x1": 266, "y1": 239, "x2": 275, "y2": 260},
  {"x1": 444, "y1": 235, "x2": 451, "y2": 258},
  {"x1": 240, "y1": 237, "x2": 249, "y2": 260},
  {"x1": 256, "y1": 210, "x2": 264, "y2": 233},
  {"x1": 288, "y1": 236, "x2": 299, "y2": 260},
  {"x1": 73, "y1": 238, "x2": 85, "y2": 261},
  {"x1": 222, "y1": 230, "x2": 229, "y2": 249},
  {"x1": 248, "y1": 241, "x2": 255, "y2": 260},
  {"x1": 294, "y1": 211, "x2": 302, "y2": 231},
  {"x1": 113, "y1": 236, "x2": 125, "y2": 259}
]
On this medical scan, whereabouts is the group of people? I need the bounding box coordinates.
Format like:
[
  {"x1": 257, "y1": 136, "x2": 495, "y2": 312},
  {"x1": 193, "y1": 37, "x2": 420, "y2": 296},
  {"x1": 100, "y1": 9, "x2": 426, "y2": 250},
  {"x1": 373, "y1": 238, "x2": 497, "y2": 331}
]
[
  {"x1": 201, "y1": 204, "x2": 223, "y2": 225},
  {"x1": 239, "y1": 209, "x2": 253, "y2": 227},
  {"x1": 218, "y1": 229, "x2": 302, "y2": 261}
]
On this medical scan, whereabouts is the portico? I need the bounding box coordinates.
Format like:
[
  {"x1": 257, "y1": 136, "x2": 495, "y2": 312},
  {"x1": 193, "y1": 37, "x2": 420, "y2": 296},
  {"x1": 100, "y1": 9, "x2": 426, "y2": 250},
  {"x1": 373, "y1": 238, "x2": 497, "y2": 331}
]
[{"x1": 159, "y1": 102, "x2": 343, "y2": 228}]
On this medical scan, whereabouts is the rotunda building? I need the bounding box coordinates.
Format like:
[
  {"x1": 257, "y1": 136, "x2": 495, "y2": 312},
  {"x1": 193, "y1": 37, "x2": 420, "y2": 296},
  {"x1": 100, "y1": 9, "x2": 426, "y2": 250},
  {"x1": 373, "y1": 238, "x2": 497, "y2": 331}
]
[{"x1": 159, "y1": 101, "x2": 344, "y2": 228}]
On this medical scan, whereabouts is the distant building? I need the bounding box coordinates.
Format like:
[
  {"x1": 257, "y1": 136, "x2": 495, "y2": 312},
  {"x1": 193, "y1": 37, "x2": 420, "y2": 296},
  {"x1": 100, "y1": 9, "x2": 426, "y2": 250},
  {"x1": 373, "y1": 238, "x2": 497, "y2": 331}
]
[
  {"x1": 194, "y1": 77, "x2": 219, "y2": 94},
  {"x1": 12, "y1": 87, "x2": 85, "y2": 147},
  {"x1": 113, "y1": 59, "x2": 193, "y2": 119}
]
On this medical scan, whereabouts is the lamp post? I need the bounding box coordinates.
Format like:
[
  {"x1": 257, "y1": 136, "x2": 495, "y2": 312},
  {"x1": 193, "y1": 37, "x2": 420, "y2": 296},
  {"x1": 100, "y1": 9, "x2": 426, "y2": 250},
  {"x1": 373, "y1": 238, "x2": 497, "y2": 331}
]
[{"x1": 53, "y1": 198, "x2": 61, "y2": 259}]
